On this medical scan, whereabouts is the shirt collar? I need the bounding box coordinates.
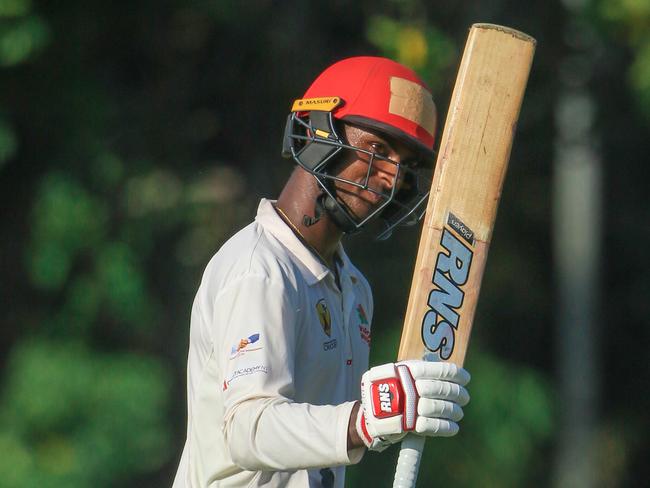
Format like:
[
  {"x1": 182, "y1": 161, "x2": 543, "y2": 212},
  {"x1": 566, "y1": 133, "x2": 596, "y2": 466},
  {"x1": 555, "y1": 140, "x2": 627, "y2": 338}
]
[{"x1": 256, "y1": 198, "x2": 348, "y2": 286}]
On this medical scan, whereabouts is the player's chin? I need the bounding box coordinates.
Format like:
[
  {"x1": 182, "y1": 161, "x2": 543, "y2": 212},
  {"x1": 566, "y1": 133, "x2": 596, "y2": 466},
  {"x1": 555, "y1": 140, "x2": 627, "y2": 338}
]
[
  {"x1": 343, "y1": 194, "x2": 388, "y2": 222},
  {"x1": 336, "y1": 185, "x2": 391, "y2": 219}
]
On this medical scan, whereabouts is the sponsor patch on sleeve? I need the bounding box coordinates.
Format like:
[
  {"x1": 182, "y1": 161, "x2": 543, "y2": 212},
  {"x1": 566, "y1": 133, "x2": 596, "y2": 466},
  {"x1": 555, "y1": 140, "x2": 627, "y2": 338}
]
[
  {"x1": 229, "y1": 333, "x2": 263, "y2": 360},
  {"x1": 222, "y1": 364, "x2": 269, "y2": 390}
]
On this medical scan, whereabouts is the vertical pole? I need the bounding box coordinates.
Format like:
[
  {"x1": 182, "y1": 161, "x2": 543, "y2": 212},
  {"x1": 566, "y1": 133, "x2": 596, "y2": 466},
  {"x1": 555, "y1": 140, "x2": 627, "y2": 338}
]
[{"x1": 553, "y1": 2, "x2": 601, "y2": 486}]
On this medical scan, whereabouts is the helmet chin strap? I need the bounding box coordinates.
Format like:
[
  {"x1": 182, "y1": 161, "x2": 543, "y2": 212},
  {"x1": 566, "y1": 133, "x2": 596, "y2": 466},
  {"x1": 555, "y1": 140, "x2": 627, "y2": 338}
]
[{"x1": 303, "y1": 191, "x2": 358, "y2": 234}]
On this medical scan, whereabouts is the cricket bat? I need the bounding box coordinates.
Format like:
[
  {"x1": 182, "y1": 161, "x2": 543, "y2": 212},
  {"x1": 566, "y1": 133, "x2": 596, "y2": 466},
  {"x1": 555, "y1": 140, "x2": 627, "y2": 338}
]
[{"x1": 392, "y1": 24, "x2": 536, "y2": 488}]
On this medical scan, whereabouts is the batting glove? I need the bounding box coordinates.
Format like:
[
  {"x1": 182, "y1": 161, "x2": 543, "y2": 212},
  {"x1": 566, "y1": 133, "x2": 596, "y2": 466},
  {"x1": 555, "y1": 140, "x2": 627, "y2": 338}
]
[{"x1": 356, "y1": 361, "x2": 470, "y2": 451}]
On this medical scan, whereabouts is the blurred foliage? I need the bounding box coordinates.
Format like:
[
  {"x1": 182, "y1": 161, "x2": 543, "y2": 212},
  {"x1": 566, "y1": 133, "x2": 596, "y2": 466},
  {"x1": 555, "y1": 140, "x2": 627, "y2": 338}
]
[
  {"x1": 0, "y1": 0, "x2": 48, "y2": 67},
  {"x1": 0, "y1": 0, "x2": 47, "y2": 170},
  {"x1": 367, "y1": 16, "x2": 456, "y2": 91},
  {"x1": 0, "y1": 15, "x2": 48, "y2": 67},
  {"x1": 0, "y1": 340, "x2": 170, "y2": 488},
  {"x1": 0, "y1": 115, "x2": 16, "y2": 168},
  {"x1": 28, "y1": 173, "x2": 108, "y2": 289},
  {"x1": 0, "y1": 0, "x2": 648, "y2": 486},
  {"x1": 597, "y1": 0, "x2": 650, "y2": 116}
]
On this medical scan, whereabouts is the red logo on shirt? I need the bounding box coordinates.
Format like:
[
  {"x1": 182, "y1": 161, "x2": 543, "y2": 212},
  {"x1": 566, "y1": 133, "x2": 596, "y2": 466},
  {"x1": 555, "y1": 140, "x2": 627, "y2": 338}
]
[
  {"x1": 359, "y1": 325, "x2": 371, "y2": 346},
  {"x1": 356, "y1": 304, "x2": 371, "y2": 345}
]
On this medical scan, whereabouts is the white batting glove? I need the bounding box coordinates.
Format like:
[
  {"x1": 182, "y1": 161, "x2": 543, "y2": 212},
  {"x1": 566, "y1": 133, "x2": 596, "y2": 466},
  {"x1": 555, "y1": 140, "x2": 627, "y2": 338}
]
[{"x1": 356, "y1": 361, "x2": 470, "y2": 451}]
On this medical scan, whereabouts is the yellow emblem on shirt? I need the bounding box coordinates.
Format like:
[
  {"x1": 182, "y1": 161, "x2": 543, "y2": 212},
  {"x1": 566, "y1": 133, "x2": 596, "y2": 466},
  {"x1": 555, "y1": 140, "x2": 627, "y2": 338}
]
[{"x1": 315, "y1": 299, "x2": 331, "y2": 337}]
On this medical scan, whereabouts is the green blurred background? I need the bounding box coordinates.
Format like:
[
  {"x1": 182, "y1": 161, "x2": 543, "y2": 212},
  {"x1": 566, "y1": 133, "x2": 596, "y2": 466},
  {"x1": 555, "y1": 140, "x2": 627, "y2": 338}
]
[{"x1": 1, "y1": 0, "x2": 648, "y2": 486}]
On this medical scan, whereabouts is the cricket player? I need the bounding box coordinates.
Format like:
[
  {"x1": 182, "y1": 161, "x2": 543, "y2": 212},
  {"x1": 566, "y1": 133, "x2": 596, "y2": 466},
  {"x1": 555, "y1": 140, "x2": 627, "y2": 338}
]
[{"x1": 173, "y1": 57, "x2": 471, "y2": 488}]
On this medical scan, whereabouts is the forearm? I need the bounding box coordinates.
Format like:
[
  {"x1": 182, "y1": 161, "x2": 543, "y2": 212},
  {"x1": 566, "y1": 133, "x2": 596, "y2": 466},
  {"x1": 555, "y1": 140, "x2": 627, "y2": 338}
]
[{"x1": 225, "y1": 398, "x2": 364, "y2": 471}]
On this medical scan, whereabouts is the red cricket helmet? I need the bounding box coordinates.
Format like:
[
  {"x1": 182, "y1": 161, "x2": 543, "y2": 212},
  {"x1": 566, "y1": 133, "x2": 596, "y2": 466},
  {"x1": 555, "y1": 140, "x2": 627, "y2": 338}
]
[
  {"x1": 282, "y1": 57, "x2": 437, "y2": 240},
  {"x1": 301, "y1": 56, "x2": 437, "y2": 160}
]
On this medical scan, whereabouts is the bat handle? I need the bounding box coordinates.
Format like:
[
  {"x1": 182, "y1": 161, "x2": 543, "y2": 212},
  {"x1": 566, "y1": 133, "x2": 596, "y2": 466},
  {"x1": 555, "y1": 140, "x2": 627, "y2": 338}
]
[{"x1": 392, "y1": 434, "x2": 425, "y2": 488}]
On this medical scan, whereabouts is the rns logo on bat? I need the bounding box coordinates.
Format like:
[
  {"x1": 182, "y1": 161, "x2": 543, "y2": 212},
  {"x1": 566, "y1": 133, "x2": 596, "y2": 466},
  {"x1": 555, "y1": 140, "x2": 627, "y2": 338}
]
[{"x1": 421, "y1": 213, "x2": 474, "y2": 360}]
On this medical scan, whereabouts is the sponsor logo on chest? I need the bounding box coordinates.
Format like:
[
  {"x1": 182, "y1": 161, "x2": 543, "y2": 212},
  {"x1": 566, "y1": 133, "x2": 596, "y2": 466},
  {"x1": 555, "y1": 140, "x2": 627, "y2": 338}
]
[
  {"x1": 356, "y1": 304, "x2": 371, "y2": 346},
  {"x1": 315, "y1": 299, "x2": 332, "y2": 337},
  {"x1": 316, "y1": 298, "x2": 339, "y2": 351}
]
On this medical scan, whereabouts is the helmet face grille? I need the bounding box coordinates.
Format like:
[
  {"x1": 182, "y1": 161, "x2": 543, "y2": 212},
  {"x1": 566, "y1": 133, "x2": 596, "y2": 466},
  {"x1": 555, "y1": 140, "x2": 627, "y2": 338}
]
[{"x1": 282, "y1": 110, "x2": 431, "y2": 239}]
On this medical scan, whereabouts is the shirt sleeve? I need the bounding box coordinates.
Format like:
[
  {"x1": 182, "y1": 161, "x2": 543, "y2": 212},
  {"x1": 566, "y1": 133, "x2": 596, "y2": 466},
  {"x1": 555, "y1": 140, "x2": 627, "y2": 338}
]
[{"x1": 213, "y1": 273, "x2": 361, "y2": 471}]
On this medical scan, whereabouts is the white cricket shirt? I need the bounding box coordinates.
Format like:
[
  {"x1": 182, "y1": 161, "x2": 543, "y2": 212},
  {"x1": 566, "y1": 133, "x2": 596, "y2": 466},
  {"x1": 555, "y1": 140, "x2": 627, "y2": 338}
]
[{"x1": 172, "y1": 199, "x2": 373, "y2": 487}]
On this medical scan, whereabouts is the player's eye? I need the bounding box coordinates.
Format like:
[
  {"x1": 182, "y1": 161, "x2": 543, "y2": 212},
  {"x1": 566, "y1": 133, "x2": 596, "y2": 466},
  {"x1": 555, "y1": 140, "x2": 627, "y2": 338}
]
[{"x1": 369, "y1": 142, "x2": 388, "y2": 157}]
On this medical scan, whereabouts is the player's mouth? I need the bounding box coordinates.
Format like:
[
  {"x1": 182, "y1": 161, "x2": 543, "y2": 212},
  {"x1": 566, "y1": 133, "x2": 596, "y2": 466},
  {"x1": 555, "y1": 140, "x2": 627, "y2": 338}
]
[{"x1": 362, "y1": 190, "x2": 386, "y2": 206}]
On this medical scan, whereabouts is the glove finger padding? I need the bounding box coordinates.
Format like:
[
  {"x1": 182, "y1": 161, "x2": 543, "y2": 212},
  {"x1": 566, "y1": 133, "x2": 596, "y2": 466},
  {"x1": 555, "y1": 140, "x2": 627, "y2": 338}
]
[
  {"x1": 418, "y1": 398, "x2": 464, "y2": 422},
  {"x1": 415, "y1": 379, "x2": 470, "y2": 406},
  {"x1": 415, "y1": 417, "x2": 459, "y2": 437},
  {"x1": 399, "y1": 361, "x2": 470, "y2": 385}
]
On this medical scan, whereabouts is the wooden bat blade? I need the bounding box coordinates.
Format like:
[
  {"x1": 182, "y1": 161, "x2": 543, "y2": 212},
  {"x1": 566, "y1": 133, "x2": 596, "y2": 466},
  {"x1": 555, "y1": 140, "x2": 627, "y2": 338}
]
[
  {"x1": 393, "y1": 23, "x2": 536, "y2": 488},
  {"x1": 397, "y1": 24, "x2": 536, "y2": 367}
]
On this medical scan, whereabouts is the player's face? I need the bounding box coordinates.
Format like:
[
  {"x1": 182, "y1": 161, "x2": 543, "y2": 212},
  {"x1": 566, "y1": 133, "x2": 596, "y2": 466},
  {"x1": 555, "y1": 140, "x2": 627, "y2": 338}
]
[{"x1": 332, "y1": 123, "x2": 417, "y2": 221}]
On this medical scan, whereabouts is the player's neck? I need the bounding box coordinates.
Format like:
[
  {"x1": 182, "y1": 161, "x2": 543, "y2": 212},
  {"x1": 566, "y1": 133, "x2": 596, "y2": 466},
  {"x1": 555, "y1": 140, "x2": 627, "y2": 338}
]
[
  {"x1": 274, "y1": 200, "x2": 341, "y2": 269},
  {"x1": 276, "y1": 170, "x2": 342, "y2": 268}
]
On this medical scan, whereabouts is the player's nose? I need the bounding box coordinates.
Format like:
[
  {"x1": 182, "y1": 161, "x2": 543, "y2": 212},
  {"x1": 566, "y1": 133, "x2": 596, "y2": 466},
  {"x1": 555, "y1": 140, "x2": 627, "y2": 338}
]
[{"x1": 372, "y1": 156, "x2": 406, "y2": 194}]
